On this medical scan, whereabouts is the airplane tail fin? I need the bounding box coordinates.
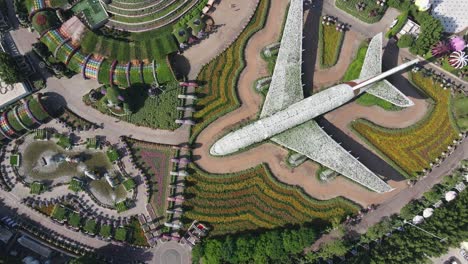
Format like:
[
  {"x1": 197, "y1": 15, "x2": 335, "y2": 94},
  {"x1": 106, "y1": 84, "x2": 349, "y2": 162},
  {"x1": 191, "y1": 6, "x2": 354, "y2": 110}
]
[{"x1": 357, "y1": 33, "x2": 414, "y2": 107}]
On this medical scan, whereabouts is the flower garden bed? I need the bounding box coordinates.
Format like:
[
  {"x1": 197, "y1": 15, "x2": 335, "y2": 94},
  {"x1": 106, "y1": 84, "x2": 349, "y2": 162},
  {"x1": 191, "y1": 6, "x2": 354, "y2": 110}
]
[
  {"x1": 84, "y1": 83, "x2": 182, "y2": 130},
  {"x1": 183, "y1": 164, "x2": 359, "y2": 236},
  {"x1": 127, "y1": 139, "x2": 176, "y2": 217},
  {"x1": 190, "y1": 0, "x2": 270, "y2": 142},
  {"x1": 58, "y1": 108, "x2": 96, "y2": 131},
  {"x1": 319, "y1": 23, "x2": 345, "y2": 68},
  {"x1": 352, "y1": 71, "x2": 460, "y2": 178}
]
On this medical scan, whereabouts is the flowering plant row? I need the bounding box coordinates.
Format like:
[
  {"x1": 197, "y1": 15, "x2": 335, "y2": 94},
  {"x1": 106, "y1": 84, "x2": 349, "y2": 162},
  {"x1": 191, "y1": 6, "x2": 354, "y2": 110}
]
[
  {"x1": 190, "y1": 0, "x2": 270, "y2": 142},
  {"x1": 184, "y1": 165, "x2": 358, "y2": 235},
  {"x1": 353, "y1": 72, "x2": 459, "y2": 177}
]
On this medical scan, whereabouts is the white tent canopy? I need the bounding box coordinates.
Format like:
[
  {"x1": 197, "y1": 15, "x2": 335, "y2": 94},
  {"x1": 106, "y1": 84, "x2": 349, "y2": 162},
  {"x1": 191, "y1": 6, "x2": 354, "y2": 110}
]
[
  {"x1": 423, "y1": 208, "x2": 434, "y2": 218},
  {"x1": 412, "y1": 215, "x2": 424, "y2": 224},
  {"x1": 445, "y1": 191, "x2": 457, "y2": 202}
]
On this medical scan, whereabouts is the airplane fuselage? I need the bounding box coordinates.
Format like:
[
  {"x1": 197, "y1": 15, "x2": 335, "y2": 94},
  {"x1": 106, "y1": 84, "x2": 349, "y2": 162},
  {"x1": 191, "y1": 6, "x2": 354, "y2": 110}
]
[
  {"x1": 210, "y1": 83, "x2": 357, "y2": 156},
  {"x1": 209, "y1": 58, "x2": 420, "y2": 156}
]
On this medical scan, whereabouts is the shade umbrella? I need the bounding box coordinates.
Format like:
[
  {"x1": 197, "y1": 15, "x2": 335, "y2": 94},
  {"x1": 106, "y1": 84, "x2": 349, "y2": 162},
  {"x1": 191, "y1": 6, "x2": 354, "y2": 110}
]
[
  {"x1": 445, "y1": 191, "x2": 457, "y2": 201},
  {"x1": 422, "y1": 208, "x2": 434, "y2": 218},
  {"x1": 412, "y1": 215, "x2": 424, "y2": 224}
]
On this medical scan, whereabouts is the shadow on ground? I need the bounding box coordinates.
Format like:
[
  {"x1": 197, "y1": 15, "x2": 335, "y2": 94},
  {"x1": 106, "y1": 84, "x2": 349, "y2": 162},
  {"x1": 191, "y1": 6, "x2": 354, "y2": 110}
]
[{"x1": 302, "y1": 0, "x2": 323, "y2": 97}]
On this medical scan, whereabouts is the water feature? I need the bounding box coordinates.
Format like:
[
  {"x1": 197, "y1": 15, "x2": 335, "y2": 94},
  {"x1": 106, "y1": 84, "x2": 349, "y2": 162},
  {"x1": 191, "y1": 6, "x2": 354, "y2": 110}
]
[
  {"x1": 19, "y1": 140, "x2": 130, "y2": 206},
  {"x1": 20, "y1": 141, "x2": 113, "y2": 184},
  {"x1": 89, "y1": 178, "x2": 128, "y2": 205}
]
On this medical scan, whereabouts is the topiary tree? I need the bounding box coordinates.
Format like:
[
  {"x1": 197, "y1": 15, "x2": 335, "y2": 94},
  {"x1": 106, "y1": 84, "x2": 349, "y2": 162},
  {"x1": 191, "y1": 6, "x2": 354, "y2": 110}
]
[
  {"x1": 397, "y1": 34, "x2": 415, "y2": 48},
  {"x1": 0, "y1": 51, "x2": 24, "y2": 84}
]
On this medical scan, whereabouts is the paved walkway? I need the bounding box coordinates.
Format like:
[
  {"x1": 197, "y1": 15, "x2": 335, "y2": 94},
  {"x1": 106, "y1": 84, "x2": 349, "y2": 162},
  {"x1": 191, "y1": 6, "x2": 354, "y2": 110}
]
[{"x1": 184, "y1": 0, "x2": 260, "y2": 79}]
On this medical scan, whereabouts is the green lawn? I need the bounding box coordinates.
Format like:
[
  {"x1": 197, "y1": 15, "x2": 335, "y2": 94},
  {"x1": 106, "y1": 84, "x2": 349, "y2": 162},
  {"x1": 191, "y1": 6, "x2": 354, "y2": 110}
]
[
  {"x1": 99, "y1": 224, "x2": 112, "y2": 238},
  {"x1": 122, "y1": 179, "x2": 136, "y2": 191},
  {"x1": 115, "y1": 200, "x2": 128, "y2": 213},
  {"x1": 335, "y1": 0, "x2": 387, "y2": 23},
  {"x1": 51, "y1": 205, "x2": 68, "y2": 222},
  {"x1": 83, "y1": 219, "x2": 97, "y2": 234},
  {"x1": 71, "y1": 0, "x2": 108, "y2": 28},
  {"x1": 55, "y1": 133, "x2": 72, "y2": 149},
  {"x1": 80, "y1": 30, "x2": 177, "y2": 62},
  {"x1": 106, "y1": 148, "x2": 119, "y2": 162},
  {"x1": 30, "y1": 182, "x2": 44, "y2": 195},
  {"x1": 127, "y1": 219, "x2": 148, "y2": 246},
  {"x1": 10, "y1": 154, "x2": 20, "y2": 167},
  {"x1": 68, "y1": 178, "x2": 83, "y2": 192},
  {"x1": 68, "y1": 212, "x2": 81, "y2": 228},
  {"x1": 114, "y1": 227, "x2": 127, "y2": 242},
  {"x1": 342, "y1": 43, "x2": 368, "y2": 82},
  {"x1": 454, "y1": 95, "x2": 468, "y2": 131}
]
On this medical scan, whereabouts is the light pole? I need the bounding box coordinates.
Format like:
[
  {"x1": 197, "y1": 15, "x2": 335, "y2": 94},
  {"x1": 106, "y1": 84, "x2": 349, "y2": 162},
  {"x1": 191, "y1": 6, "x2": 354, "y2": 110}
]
[{"x1": 403, "y1": 220, "x2": 447, "y2": 242}]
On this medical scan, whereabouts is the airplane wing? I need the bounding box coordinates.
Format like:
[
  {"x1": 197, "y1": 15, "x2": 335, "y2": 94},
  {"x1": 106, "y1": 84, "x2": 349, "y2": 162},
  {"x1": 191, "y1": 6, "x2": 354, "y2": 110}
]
[
  {"x1": 271, "y1": 120, "x2": 393, "y2": 193},
  {"x1": 358, "y1": 33, "x2": 414, "y2": 107},
  {"x1": 260, "y1": 0, "x2": 304, "y2": 118}
]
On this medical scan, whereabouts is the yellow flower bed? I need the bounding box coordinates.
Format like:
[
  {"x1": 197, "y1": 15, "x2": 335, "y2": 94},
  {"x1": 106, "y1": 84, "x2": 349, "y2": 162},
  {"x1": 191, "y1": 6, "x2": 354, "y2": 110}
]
[
  {"x1": 320, "y1": 23, "x2": 345, "y2": 68},
  {"x1": 184, "y1": 165, "x2": 358, "y2": 236},
  {"x1": 353, "y1": 72, "x2": 459, "y2": 178}
]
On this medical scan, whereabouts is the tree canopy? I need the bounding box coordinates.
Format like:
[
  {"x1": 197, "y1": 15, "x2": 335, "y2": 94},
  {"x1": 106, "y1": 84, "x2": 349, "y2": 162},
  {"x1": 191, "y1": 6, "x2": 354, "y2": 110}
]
[
  {"x1": 0, "y1": 51, "x2": 23, "y2": 84},
  {"x1": 194, "y1": 225, "x2": 318, "y2": 264},
  {"x1": 348, "y1": 190, "x2": 468, "y2": 264}
]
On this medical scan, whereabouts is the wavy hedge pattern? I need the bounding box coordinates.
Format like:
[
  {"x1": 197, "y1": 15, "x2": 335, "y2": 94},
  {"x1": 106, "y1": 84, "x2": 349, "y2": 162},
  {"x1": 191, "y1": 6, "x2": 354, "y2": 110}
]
[
  {"x1": 190, "y1": 0, "x2": 269, "y2": 142},
  {"x1": 353, "y1": 72, "x2": 459, "y2": 178},
  {"x1": 183, "y1": 165, "x2": 359, "y2": 236}
]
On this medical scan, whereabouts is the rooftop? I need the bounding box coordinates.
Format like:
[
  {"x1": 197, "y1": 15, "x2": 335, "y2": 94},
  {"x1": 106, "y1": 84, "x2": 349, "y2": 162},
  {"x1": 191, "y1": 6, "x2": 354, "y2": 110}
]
[{"x1": 71, "y1": 0, "x2": 109, "y2": 29}]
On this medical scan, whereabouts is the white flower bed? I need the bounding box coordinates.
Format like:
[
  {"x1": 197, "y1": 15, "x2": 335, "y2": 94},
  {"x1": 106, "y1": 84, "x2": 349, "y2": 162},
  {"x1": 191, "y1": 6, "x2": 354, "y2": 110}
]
[
  {"x1": 272, "y1": 120, "x2": 393, "y2": 193},
  {"x1": 260, "y1": 0, "x2": 304, "y2": 118}
]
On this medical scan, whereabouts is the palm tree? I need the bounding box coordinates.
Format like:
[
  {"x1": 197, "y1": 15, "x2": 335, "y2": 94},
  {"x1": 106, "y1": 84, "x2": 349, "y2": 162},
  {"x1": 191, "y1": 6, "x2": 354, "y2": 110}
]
[{"x1": 431, "y1": 41, "x2": 451, "y2": 57}]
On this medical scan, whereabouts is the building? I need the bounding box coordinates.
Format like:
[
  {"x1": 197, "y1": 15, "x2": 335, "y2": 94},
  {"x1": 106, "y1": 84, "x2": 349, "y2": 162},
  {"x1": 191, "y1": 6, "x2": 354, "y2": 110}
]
[
  {"x1": 0, "y1": 41, "x2": 33, "y2": 109},
  {"x1": 396, "y1": 19, "x2": 421, "y2": 39}
]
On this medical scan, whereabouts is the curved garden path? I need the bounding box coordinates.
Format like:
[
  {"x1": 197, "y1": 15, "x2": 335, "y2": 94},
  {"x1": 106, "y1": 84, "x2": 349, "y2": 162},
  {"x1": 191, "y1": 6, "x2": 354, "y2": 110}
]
[
  {"x1": 184, "y1": 0, "x2": 261, "y2": 79},
  {"x1": 192, "y1": 1, "x2": 432, "y2": 207}
]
